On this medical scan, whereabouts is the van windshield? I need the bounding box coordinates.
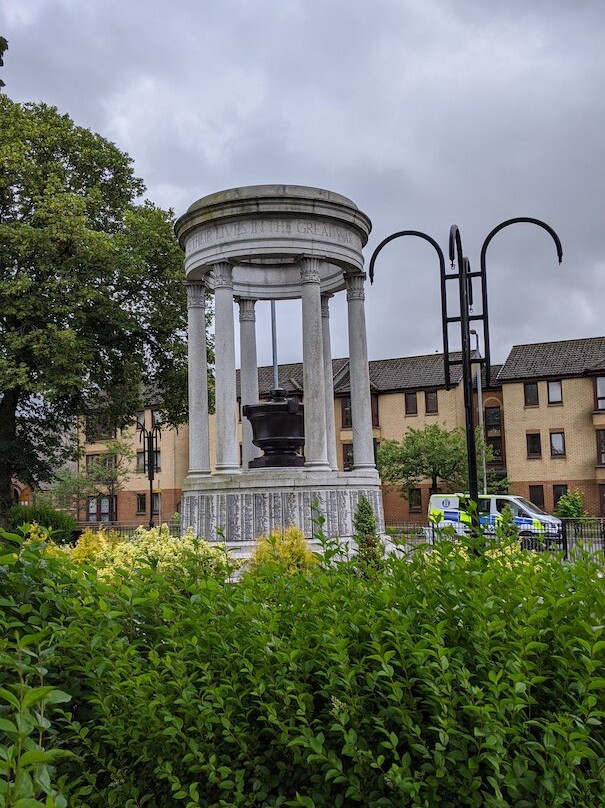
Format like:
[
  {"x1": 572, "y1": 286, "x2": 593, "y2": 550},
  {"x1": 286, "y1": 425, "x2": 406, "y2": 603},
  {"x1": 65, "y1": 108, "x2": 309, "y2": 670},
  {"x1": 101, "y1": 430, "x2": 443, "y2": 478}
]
[{"x1": 516, "y1": 496, "x2": 548, "y2": 516}]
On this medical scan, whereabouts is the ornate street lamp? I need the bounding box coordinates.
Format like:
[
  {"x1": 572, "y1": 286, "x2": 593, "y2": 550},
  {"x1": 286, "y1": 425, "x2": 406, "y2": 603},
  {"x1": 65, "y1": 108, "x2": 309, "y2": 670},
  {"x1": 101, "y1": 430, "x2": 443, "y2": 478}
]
[
  {"x1": 369, "y1": 218, "x2": 562, "y2": 530},
  {"x1": 137, "y1": 417, "x2": 161, "y2": 528}
]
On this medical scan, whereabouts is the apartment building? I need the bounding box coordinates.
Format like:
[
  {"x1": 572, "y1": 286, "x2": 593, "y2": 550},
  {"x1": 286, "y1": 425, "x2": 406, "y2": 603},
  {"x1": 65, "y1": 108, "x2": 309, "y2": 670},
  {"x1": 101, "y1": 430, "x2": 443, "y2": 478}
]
[
  {"x1": 75, "y1": 336, "x2": 605, "y2": 526},
  {"x1": 496, "y1": 337, "x2": 605, "y2": 516},
  {"x1": 78, "y1": 406, "x2": 189, "y2": 526}
]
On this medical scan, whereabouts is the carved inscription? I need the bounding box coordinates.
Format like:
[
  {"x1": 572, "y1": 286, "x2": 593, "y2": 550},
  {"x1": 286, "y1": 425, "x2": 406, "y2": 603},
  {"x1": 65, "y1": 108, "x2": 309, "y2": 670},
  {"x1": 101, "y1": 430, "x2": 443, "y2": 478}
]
[{"x1": 186, "y1": 218, "x2": 358, "y2": 253}]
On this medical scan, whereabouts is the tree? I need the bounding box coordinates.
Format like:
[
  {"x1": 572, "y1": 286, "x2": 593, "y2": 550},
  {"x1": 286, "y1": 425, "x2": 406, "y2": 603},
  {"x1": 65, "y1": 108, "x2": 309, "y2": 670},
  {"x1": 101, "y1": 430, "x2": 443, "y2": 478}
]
[
  {"x1": 352, "y1": 496, "x2": 383, "y2": 570},
  {"x1": 0, "y1": 96, "x2": 210, "y2": 515},
  {"x1": 39, "y1": 438, "x2": 135, "y2": 520},
  {"x1": 555, "y1": 489, "x2": 587, "y2": 519},
  {"x1": 377, "y1": 423, "x2": 493, "y2": 497}
]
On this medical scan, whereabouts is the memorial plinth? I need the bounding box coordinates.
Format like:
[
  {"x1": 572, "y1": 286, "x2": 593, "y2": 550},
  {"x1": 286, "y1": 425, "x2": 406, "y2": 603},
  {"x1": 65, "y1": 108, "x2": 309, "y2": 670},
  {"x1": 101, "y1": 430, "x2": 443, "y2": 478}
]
[{"x1": 176, "y1": 185, "x2": 385, "y2": 553}]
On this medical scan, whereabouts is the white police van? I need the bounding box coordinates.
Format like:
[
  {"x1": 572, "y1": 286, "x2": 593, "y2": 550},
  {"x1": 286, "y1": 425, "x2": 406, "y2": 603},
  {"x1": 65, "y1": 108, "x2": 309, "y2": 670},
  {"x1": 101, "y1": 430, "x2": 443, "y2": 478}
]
[{"x1": 428, "y1": 493, "x2": 562, "y2": 543}]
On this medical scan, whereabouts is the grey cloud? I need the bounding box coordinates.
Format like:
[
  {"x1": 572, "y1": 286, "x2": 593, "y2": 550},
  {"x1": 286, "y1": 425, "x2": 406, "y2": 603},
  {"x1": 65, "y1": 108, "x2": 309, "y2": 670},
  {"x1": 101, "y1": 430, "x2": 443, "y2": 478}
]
[{"x1": 2, "y1": 0, "x2": 604, "y2": 367}]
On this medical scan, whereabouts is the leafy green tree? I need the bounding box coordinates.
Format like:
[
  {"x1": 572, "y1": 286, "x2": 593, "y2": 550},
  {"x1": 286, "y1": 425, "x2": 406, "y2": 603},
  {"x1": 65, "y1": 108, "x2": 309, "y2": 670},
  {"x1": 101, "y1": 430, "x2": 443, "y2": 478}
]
[
  {"x1": 555, "y1": 488, "x2": 587, "y2": 519},
  {"x1": 39, "y1": 438, "x2": 135, "y2": 520},
  {"x1": 377, "y1": 423, "x2": 493, "y2": 497},
  {"x1": 0, "y1": 97, "x2": 210, "y2": 516},
  {"x1": 352, "y1": 496, "x2": 383, "y2": 569}
]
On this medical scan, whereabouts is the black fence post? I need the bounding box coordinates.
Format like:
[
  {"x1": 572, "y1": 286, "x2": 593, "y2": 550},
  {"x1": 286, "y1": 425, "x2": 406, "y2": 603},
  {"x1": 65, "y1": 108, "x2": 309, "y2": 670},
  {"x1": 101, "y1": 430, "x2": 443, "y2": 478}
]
[{"x1": 562, "y1": 520, "x2": 569, "y2": 561}]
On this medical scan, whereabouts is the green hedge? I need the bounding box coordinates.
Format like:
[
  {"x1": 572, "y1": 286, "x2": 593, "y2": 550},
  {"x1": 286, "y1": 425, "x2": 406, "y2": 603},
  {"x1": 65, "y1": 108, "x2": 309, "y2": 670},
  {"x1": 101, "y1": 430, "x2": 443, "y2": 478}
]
[
  {"x1": 9, "y1": 503, "x2": 77, "y2": 544},
  {"x1": 0, "y1": 531, "x2": 604, "y2": 807}
]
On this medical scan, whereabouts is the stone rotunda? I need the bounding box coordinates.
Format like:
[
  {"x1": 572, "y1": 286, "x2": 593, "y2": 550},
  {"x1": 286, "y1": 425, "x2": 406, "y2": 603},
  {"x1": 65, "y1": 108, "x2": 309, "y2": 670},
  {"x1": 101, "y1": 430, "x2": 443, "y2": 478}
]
[{"x1": 175, "y1": 185, "x2": 385, "y2": 551}]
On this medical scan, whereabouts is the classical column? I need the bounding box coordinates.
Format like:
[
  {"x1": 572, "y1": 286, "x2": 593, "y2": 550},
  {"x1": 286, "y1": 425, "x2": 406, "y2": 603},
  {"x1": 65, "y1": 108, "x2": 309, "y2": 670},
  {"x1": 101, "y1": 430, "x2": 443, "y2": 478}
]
[
  {"x1": 345, "y1": 272, "x2": 376, "y2": 471},
  {"x1": 300, "y1": 258, "x2": 330, "y2": 470},
  {"x1": 213, "y1": 262, "x2": 239, "y2": 473},
  {"x1": 238, "y1": 298, "x2": 261, "y2": 468},
  {"x1": 186, "y1": 280, "x2": 210, "y2": 474},
  {"x1": 321, "y1": 293, "x2": 338, "y2": 471}
]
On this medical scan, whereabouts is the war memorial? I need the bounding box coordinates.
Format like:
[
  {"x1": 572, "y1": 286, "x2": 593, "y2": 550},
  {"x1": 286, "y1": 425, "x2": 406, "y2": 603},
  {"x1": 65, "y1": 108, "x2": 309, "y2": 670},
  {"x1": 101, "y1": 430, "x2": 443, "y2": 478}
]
[{"x1": 175, "y1": 185, "x2": 385, "y2": 551}]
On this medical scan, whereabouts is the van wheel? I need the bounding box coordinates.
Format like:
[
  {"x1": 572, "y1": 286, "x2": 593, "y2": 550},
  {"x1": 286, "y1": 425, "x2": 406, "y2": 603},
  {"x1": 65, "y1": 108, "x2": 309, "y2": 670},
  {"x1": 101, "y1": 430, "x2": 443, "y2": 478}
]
[{"x1": 519, "y1": 532, "x2": 534, "y2": 550}]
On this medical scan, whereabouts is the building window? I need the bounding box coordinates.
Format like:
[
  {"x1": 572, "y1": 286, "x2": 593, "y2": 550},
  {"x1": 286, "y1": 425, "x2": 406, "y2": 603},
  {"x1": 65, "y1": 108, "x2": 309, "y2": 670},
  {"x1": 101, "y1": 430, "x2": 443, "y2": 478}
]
[
  {"x1": 484, "y1": 406, "x2": 503, "y2": 462},
  {"x1": 553, "y1": 484, "x2": 568, "y2": 508},
  {"x1": 528, "y1": 485, "x2": 545, "y2": 510},
  {"x1": 487, "y1": 436, "x2": 503, "y2": 461},
  {"x1": 341, "y1": 397, "x2": 352, "y2": 428},
  {"x1": 152, "y1": 409, "x2": 162, "y2": 427},
  {"x1": 405, "y1": 391, "x2": 417, "y2": 415},
  {"x1": 547, "y1": 380, "x2": 563, "y2": 405},
  {"x1": 597, "y1": 430, "x2": 605, "y2": 466},
  {"x1": 409, "y1": 488, "x2": 422, "y2": 513},
  {"x1": 600, "y1": 485, "x2": 605, "y2": 517},
  {"x1": 425, "y1": 390, "x2": 438, "y2": 414},
  {"x1": 136, "y1": 410, "x2": 145, "y2": 430},
  {"x1": 85, "y1": 414, "x2": 115, "y2": 442},
  {"x1": 485, "y1": 406, "x2": 501, "y2": 431},
  {"x1": 524, "y1": 382, "x2": 539, "y2": 407},
  {"x1": 371, "y1": 394, "x2": 379, "y2": 427},
  {"x1": 595, "y1": 377, "x2": 605, "y2": 411},
  {"x1": 87, "y1": 495, "x2": 116, "y2": 523},
  {"x1": 343, "y1": 443, "x2": 354, "y2": 471},
  {"x1": 550, "y1": 431, "x2": 566, "y2": 457},
  {"x1": 136, "y1": 450, "x2": 161, "y2": 472},
  {"x1": 153, "y1": 492, "x2": 160, "y2": 515},
  {"x1": 136, "y1": 493, "x2": 146, "y2": 514},
  {"x1": 526, "y1": 432, "x2": 542, "y2": 458}
]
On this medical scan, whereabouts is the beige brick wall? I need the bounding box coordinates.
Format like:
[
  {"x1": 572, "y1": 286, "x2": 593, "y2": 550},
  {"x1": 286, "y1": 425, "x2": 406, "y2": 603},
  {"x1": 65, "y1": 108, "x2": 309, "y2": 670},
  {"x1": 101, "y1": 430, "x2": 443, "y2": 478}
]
[{"x1": 502, "y1": 378, "x2": 597, "y2": 483}]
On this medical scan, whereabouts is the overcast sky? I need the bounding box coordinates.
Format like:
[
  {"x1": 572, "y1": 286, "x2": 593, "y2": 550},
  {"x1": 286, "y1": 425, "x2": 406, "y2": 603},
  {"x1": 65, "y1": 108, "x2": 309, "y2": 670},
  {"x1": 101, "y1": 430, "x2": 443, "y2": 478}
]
[{"x1": 2, "y1": 0, "x2": 604, "y2": 369}]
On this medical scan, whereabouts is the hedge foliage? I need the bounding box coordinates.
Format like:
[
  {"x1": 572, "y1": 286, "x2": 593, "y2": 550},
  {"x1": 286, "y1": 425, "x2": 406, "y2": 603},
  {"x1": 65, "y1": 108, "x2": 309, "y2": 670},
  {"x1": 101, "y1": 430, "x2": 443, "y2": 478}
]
[
  {"x1": 9, "y1": 504, "x2": 77, "y2": 544},
  {"x1": 0, "y1": 526, "x2": 604, "y2": 807}
]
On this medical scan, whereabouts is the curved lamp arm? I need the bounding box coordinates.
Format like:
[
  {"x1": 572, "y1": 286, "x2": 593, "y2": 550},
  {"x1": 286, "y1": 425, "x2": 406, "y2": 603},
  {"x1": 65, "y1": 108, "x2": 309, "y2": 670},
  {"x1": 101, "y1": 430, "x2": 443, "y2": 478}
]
[
  {"x1": 480, "y1": 217, "x2": 563, "y2": 385},
  {"x1": 368, "y1": 230, "x2": 449, "y2": 384}
]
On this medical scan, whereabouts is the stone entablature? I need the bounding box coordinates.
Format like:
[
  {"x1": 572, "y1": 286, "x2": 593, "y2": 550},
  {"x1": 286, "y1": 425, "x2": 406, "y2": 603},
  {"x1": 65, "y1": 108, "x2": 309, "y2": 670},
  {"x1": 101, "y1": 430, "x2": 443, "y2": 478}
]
[{"x1": 175, "y1": 184, "x2": 371, "y2": 299}]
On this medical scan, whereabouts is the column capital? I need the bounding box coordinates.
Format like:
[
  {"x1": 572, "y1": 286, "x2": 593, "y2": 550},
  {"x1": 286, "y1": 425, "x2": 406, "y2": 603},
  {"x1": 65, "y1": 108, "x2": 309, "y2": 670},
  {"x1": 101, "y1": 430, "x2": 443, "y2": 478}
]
[
  {"x1": 237, "y1": 298, "x2": 256, "y2": 322},
  {"x1": 300, "y1": 257, "x2": 322, "y2": 285},
  {"x1": 320, "y1": 293, "x2": 333, "y2": 318},
  {"x1": 212, "y1": 262, "x2": 233, "y2": 289},
  {"x1": 345, "y1": 272, "x2": 366, "y2": 301},
  {"x1": 186, "y1": 280, "x2": 206, "y2": 308}
]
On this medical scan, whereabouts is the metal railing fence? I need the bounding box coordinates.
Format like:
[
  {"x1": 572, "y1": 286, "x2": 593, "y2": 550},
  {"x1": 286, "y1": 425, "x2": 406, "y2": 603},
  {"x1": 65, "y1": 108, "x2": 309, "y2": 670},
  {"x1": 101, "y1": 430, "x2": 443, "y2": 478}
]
[{"x1": 386, "y1": 518, "x2": 605, "y2": 560}]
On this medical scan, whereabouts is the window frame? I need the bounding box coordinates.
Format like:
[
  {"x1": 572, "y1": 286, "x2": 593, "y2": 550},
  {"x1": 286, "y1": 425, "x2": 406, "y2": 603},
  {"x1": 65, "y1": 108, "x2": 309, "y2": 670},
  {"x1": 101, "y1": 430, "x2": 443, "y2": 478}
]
[
  {"x1": 524, "y1": 382, "x2": 539, "y2": 407},
  {"x1": 424, "y1": 390, "x2": 438, "y2": 415},
  {"x1": 371, "y1": 394, "x2": 380, "y2": 427},
  {"x1": 136, "y1": 493, "x2": 146, "y2": 514},
  {"x1": 553, "y1": 484, "x2": 568, "y2": 508},
  {"x1": 547, "y1": 379, "x2": 563, "y2": 405},
  {"x1": 408, "y1": 488, "x2": 422, "y2": 513},
  {"x1": 597, "y1": 430, "x2": 605, "y2": 466},
  {"x1": 528, "y1": 485, "x2": 545, "y2": 510},
  {"x1": 342, "y1": 443, "x2": 354, "y2": 472},
  {"x1": 404, "y1": 391, "x2": 417, "y2": 415},
  {"x1": 341, "y1": 397, "x2": 352, "y2": 428},
  {"x1": 549, "y1": 430, "x2": 566, "y2": 457},
  {"x1": 526, "y1": 431, "x2": 542, "y2": 459},
  {"x1": 595, "y1": 377, "x2": 605, "y2": 411}
]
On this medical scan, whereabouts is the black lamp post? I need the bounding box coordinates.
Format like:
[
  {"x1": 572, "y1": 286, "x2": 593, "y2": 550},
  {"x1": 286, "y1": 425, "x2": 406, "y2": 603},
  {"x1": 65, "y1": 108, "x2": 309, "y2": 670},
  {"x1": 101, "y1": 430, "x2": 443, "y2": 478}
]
[
  {"x1": 137, "y1": 418, "x2": 161, "y2": 528},
  {"x1": 369, "y1": 218, "x2": 562, "y2": 532}
]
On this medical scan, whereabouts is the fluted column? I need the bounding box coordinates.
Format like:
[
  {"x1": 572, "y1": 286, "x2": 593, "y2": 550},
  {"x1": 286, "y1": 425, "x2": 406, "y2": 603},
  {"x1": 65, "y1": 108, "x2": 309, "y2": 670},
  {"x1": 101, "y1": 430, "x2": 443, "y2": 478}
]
[
  {"x1": 345, "y1": 272, "x2": 376, "y2": 471},
  {"x1": 300, "y1": 258, "x2": 329, "y2": 470},
  {"x1": 321, "y1": 294, "x2": 338, "y2": 471},
  {"x1": 238, "y1": 298, "x2": 261, "y2": 468},
  {"x1": 213, "y1": 262, "x2": 239, "y2": 473},
  {"x1": 186, "y1": 281, "x2": 210, "y2": 474}
]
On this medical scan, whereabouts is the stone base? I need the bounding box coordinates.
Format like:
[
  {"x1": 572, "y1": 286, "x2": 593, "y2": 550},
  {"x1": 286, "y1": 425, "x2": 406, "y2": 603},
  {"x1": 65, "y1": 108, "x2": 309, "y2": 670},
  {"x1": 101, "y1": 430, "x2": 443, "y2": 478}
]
[{"x1": 181, "y1": 468, "x2": 385, "y2": 549}]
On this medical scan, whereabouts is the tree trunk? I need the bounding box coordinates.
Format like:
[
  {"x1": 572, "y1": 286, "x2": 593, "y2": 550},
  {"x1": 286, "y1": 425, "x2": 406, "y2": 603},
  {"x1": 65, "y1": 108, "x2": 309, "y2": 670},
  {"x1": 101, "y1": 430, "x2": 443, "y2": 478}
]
[{"x1": 0, "y1": 390, "x2": 19, "y2": 526}]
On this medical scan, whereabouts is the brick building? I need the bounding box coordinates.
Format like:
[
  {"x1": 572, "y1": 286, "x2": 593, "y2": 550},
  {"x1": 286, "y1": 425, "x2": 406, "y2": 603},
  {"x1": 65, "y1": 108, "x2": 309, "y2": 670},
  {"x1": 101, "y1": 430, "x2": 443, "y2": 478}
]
[
  {"x1": 75, "y1": 336, "x2": 605, "y2": 527},
  {"x1": 496, "y1": 337, "x2": 605, "y2": 517}
]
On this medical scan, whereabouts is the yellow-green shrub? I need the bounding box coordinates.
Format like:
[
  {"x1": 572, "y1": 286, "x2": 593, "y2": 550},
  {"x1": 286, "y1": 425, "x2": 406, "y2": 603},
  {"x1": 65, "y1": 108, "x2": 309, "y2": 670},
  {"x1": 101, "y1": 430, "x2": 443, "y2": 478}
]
[
  {"x1": 249, "y1": 525, "x2": 318, "y2": 574},
  {"x1": 64, "y1": 524, "x2": 234, "y2": 579}
]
